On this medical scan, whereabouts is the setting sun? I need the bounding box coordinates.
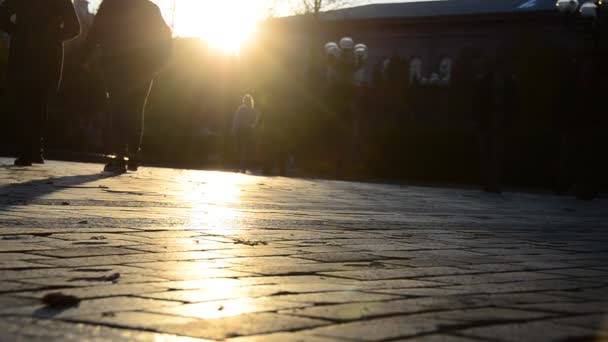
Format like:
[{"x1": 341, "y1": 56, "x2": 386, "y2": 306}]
[{"x1": 171, "y1": 0, "x2": 261, "y2": 55}]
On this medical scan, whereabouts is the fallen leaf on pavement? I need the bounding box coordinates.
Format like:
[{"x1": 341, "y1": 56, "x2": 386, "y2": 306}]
[
  {"x1": 69, "y1": 272, "x2": 120, "y2": 283},
  {"x1": 41, "y1": 293, "x2": 81, "y2": 308}
]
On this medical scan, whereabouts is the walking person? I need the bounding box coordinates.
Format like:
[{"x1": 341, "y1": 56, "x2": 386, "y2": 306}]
[
  {"x1": 0, "y1": 0, "x2": 80, "y2": 166},
  {"x1": 232, "y1": 94, "x2": 258, "y2": 173},
  {"x1": 473, "y1": 55, "x2": 518, "y2": 193},
  {"x1": 559, "y1": 55, "x2": 602, "y2": 200},
  {"x1": 81, "y1": 0, "x2": 172, "y2": 173}
]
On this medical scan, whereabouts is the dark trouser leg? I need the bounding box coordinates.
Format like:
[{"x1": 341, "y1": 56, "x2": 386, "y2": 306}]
[
  {"x1": 491, "y1": 130, "x2": 504, "y2": 191},
  {"x1": 236, "y1": 134, "x2": 244, "y2": 171},
  {"x1": 236, "y1": 130, "x2": 252, "y2": 171},
  {"x1": 107, "y1": 77, "x2": 153, "y2": 159},
  {"x1": 479, "y1": 128, "x2": 504, "y2": 193},
  {"x1": 15, "y1": 86, "x2": 46, "y2": 160},
  {"x1": 108, "y1": 91, "x2": 129, "y2": 159},
  {"x1": 478, "y1": 131, "x2": 490, "y2": 191},
  {"x1": 575, "y1": 128, "x2": 599, "y2": 200},
  {"x1": 126, "y1": 80, "x2": 153, "y2": 158},
  {"x1": 557, "y1": 131, "x2": 576, "y2": 194}
]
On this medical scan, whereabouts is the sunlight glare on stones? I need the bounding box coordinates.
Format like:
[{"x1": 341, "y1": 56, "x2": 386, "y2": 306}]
[{"x1": 179, "y1": 170, "x2": 251, "y2": 232}]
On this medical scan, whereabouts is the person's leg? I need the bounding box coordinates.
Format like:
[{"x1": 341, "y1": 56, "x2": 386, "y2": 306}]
[
  {"x1": 575, "y1": 128, "x2": 599, "y2": 200},
  {"x1": 238, "y1": 133, "x2": 247, "y2": 172},
  {"x1": 557, "y1": 131, "x2": 576, "y2": 194},
  {"x1": 14, "y1": 85, "x2": 45, "y2": 165},
  {"x1": 478, "y1": 130, "x2": 489, "y2": 191},
  {"x1": 104, "y1": 75, "x2": 129, "y2": 173},
  {"x1": 491, "y1": 129, "x2": 505, "y2": 193},
  {"x1": 14, "y1": 88, "x2": 34, "y2": 165},
  {"x1": 243, "y1": 130, "x2": 253, "y2": 172},
  {"x1": 31, "y1": 89, "x2": 48, "y2": 163},
  {"x1": 235, "y1": 133, "x2": 243, "y2": 172},
  {"x1": 125, "y1": 79, "x2": 153, "y2": 171}
]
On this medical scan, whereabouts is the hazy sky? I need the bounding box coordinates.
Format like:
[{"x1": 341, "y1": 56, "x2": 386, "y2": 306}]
[
  {"x1": 87, "y1": 0, "x2": 418, "y2": 16},
  {"x1": 83, "y1": 0, "x2": 424, "y2": 53}
]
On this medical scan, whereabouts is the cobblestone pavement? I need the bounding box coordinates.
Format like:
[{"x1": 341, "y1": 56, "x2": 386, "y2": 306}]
[{"x1": 0, "y1": 158, "x2": 607, "y2": 342}]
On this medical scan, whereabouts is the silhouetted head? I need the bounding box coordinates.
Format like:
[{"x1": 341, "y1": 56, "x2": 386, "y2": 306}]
[{"x1": 242, "y1": 94, "x2": 254, "y2": 108}]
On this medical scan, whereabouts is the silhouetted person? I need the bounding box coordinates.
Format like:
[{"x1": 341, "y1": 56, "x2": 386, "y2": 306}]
[
  {"x1": 258, "y1": 91, "x2": 289, "y2": 176},
  {"x1": 473, "y1": 57, "x2": 517, "y2": 193},
  {"x1": 232, "y1": 94, "x2": 258, "y2": 173},
  {"x1": 556, "y1": 55, "x2": 602, "y2": 200},
  {"x1": 82, "y1": 0, "x2": 172, "y2": 173},
  {"x1": 555, "y1": 55, "x2": 580, "y2": 196},
  {"x1": 0, "y1": 0, "x2": 80, "y2": 166}
]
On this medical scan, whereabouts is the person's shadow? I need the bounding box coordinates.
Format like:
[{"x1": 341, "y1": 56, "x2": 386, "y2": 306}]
[{"x1": 0, "y1": 169, "x2": 118, "y2": 212}]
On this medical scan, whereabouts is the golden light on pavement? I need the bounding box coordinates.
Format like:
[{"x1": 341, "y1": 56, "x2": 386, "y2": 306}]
[{"x1": 180, "y1": 170, "x2": 252, "y2": 232}]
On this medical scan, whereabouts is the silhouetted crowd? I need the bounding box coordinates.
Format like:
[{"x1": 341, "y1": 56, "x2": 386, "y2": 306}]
[{"x1": 0, "y1": 0, "x2": 604, "y2": 200}]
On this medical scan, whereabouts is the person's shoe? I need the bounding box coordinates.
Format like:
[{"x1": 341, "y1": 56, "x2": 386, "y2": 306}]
[
  {"x1": 32, "y1": 154, "x2": 45, "y2": 164},
  {"x1": 483, "y1": 186, "x2": 502, "y2": 194},
  {"x1": 103, "y1": 159, "x2": 127, "y2": 174},
  {"x1": 127, "y1": 157, "x2": 139, "y2": 172},
  {"x1": 14, "y1": 157, "x2": 32, "y2": 167}
]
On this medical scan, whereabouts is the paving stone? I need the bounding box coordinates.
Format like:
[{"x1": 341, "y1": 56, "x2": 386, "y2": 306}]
[
  {"x1": 0, "y1": 296, "x2": 182, "y2": 318},
  {"x1": 333, "y1": 279, "x2": 446, "y2": 291},
  {"x1": 29, "y1": 246, "x2": 142, "y2": 258},
  {"x1": 226, "y1": 331, "x2": 341, "y2": 342},
  {"x1": 0, "y1": 260, "x2": 52, "y2": 270},
  {"x1": 0, "y1": 316, "x2": 212, "y2": 341},
  {"x1": 221, "y1": 256, "x2": 319, "y2": 266},
  {"x1": 0, "y1": 243, "x2": 54, "y2": 252},
  {"x1": 432, "y1": 307, "x2": 555, "y2": 322},
  {"x1": 156, "y1": 313, "x2": 329, "y2": 340},
  {"x1": 438, "y1": 279, "x2": 602, "y2": 295},
  {"x1": 293, "y1": 252, "x2": 379, "y2": 262},
  {"x1": 393, "y1": 334, "x2": 481, "y2": 341},
  {"x1": 138, "y1": 286, "x2": 281, "y2": 303},
  {"x1": 280, "y1": 297, "x2": 471, "y2": 321},
  {"x1": 547, "y1": 314, "x2": 608, "y2": 331},
  {"x1": 458, "y1": 263, "x2": 534, "y2": 273},
  {"x1": 307, "y1": 315, "x2": 451, "y2": 341},
  {"x1": 366, "y1": 287, "x2": 479, "y2": 297},
  {"x1": 518, "y1": 301, "x2": 608, "y2": 315},
  {"x1": 31, "y1": 254, "x2": 168, "y2": 267},
  {"x1": 150, "y1": 297, "x2": 314, "y2": 319},
  {"x1": 140, "y1": 282, "x2": 375, "y2": 303},
  {"x1": 16, "y1": 282, "x2": 171, "y2": 299},
  {"x1": 0, "y1": 295, "x2": 40, "y2": 309},
  {"x1": 272, "y1": 291, "x2": 400, "y2": 304},
  {"x1": 0, "y1": 281, "x2": 50, "y2": 293},
  {"x1": 18, "y1": 273, "x2": 171, "y2": 286},
  {"x1": 458, "y1": 320, "x2": 598, "y2": 342},
  {"x1": 320, "y1": 267, "x2": 472, "y2": 280},
  {"x1": 545, "y1": 287, "x2": 608, "y2": 301},
  {"x1": 212, "y1": 248, "x2": 294, "y2": 257},
  {"x1": 234, "y1": 275, "x2": 359, "y2": 286},
  {"x1": 146, "y1": 278, "x2": 244, "y2": 290},
  {"x1": 541, "y1": 268, "x2": 608, "y2": 278},
  {"x1": 75, "y1": 311, "x2": 200, "y2": 329},
  {"x1": 235, "y1": 263, "x2": 372, "y2": 276}
]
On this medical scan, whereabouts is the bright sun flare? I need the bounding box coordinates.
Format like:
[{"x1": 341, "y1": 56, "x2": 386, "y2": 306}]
[{"x1": 172, "y1": 0, "x2": 260, "y2": 55}]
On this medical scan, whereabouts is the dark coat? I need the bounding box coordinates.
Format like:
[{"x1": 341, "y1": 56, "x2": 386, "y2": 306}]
[
  {"x1": 473, "y1": 71, "x2": 518, "y2": 130},
  {"x1": 0, "y1": 0, "x2": 80, "y2": 91},
  {"x1": 82, "y1": 0, "x2": 172, "y2": 79}
]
